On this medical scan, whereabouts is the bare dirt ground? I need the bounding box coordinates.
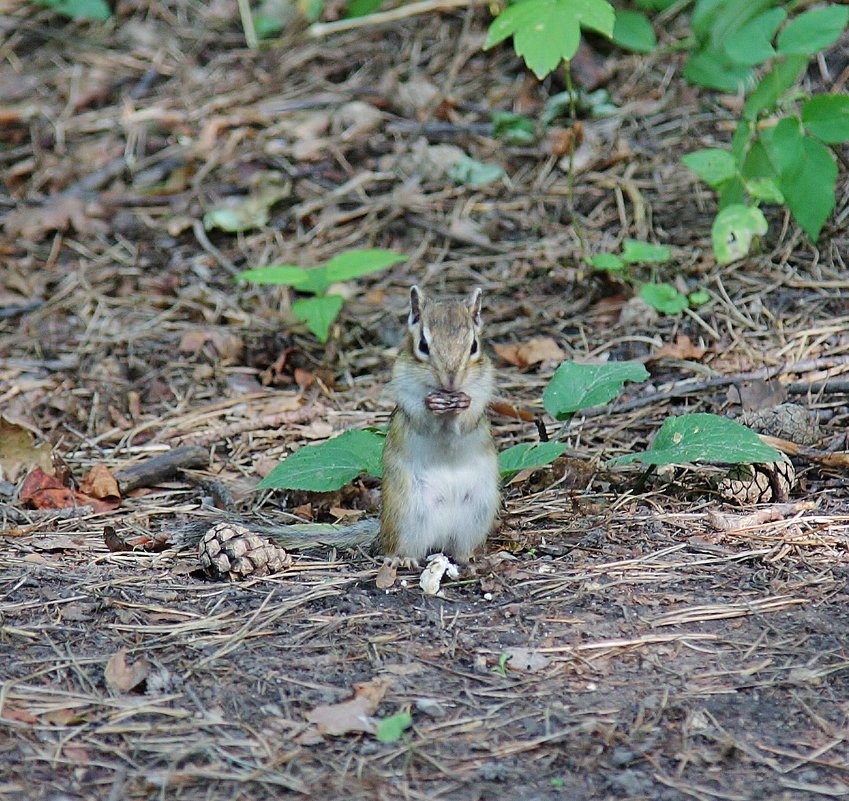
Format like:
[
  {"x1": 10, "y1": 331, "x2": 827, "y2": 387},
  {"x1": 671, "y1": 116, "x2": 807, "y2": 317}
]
[{"x1": 2, "y1": 3, "x2": 849, "y2": 799}]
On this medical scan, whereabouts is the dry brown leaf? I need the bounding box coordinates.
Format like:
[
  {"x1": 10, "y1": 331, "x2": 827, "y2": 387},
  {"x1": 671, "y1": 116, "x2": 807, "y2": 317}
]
[
  {"x1": 728, "y1": 378, "x2": 788, "y2": 412},
  {"x1": 0, "y1": 417, "x2": 53, "y2": 482},
  {"x1": 375, "y1": 562, "x2": 397, "y2": 590},
  {"x1": 79, "y1": 463, "x2": 121, "y2": 504},
  {"x1": 104, "y1": 648, "x2": 150, "y2": 694},
  {"x1": 650, "y1": 334, "x2": 707, "y2": 363},
  {"x1": 494, "y1": 337, "x2": 566, "y2": 369},
  {"x1": 0, "y1": 704, "x2": 37, "y2": 724},
  {"x1": 179, "y1": 330, "x2": 244, "y2": 363},
  {"x1": 488, "y1": 400, "x2": 535, "y2": 422},
  {"x1": 20, "y1": 467, "x2": 117, "y2": 513},
  {"x1": 304, "y1": 679, "x2": 389, "y2": 736},
  {"x1": 3, "y1": 196, "x2": 108, "y2": 240}
]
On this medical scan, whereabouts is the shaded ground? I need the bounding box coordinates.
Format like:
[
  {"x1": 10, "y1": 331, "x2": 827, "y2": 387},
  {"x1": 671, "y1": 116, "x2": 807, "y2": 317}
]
[{"x1": 2, "y1": 3, "x2": 849, "y2": 799}]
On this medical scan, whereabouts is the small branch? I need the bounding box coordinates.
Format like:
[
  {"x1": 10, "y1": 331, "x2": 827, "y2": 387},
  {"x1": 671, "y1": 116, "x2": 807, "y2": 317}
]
[
  {"x1": 113, "y1": 446, "x2": 209, "y2": 494},
  {"x1": 307, "y1": 0, "x2": 482, "y2": 38}
]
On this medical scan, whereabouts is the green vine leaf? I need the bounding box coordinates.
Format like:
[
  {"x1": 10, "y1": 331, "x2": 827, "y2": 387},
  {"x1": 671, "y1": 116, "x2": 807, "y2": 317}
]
[
  {"x1": 484, "y1": 0, "x2": 616, "y2": 80},
  {"x1": 258, "y1": 430, "x2": 385, "y2": 491},
  {"x1": 292, "y1": 295, "x2": 345, "y2": 343},
  {"x1": 681, "y1": 149, "x2": 737, "y2": 188},
  {"x1": 609, "y1": 413, "x2": 782, "y2": 467},
  {"x1": 776, "y1": 5, "x2": 849, "y2": 57},
  {"x1": 711, "y1": 205, "x2": 767, "y2": 265},
  {"x1": 802, "y1": 94, "x2": 849, "y2": 144},
  {"x1": 543, "y1": 361, "x2": 649, "y2": 420},
  {"x1": 499, "y1": 442, "x2": 567, "y2": 478},
  {"x1": 640, "y1": 283, "x2": 688, "y2": 315}
]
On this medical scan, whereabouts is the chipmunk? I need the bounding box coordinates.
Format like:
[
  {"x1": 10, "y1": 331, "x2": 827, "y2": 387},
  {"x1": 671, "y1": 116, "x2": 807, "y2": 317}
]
[{"x1": 188, "y1": 285, "x2": 500, "y2": 567}]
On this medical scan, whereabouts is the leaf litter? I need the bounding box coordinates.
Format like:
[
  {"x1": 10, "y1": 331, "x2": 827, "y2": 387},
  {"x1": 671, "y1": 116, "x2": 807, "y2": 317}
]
[{"x1": 1, "y1": 3, "x2": 849, "y2": 801}]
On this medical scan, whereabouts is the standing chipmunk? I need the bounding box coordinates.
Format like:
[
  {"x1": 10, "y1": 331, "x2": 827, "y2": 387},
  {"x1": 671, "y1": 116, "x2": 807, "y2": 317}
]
[
  {"x1": 190, "y1": 285, "x2": 500, "y2": 568},
  {"x1": 379, "y1": 285, "x2": 499, "y2": 565}
]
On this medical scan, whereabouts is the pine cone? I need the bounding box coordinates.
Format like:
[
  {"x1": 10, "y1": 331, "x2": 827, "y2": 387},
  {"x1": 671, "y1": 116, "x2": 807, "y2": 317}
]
[
  {"x1": 717, "y1": 454, "x2": 796, "y2": 504},
  {"x1": 198, "y1": 522, "x2": 292, "y2": 581}
]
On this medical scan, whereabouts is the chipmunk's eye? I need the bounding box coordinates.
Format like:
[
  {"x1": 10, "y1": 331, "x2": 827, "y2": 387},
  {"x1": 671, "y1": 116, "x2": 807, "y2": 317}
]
[
  {"x1": 470, "y1": 338, "x2": 478, "y2": 356},
  {"x1": 418, "y1": 335, "x2": 430, "y2": 357}
]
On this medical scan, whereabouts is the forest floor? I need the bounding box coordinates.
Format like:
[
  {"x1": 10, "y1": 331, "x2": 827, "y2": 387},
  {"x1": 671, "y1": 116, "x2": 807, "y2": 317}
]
[{"x1": 2, "y1": 3, "x2": 849, "y2": 800}]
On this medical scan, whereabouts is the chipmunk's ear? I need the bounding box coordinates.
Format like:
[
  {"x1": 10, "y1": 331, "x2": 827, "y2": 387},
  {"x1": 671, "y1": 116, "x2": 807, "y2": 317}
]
[
  {"x1": 409, "y1": 285, "x2": 423, "y2": 326},
  {"x1": 467, "y1": 287, "x2": 482, "y2": 327}
]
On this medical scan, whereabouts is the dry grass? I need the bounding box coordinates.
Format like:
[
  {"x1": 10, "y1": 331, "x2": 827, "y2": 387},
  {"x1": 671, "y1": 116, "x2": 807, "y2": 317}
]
[{"x1": 2, "y1": 3, "x2": 849, "y2": 799}]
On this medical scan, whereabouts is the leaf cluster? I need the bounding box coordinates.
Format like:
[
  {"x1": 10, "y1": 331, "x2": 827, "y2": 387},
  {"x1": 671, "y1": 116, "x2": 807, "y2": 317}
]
[
  {"x1": 588, "y1": 240, "x2": 708, "y2": 315},
  {"x1": 682, "y1": 2, "x2": 849, "y2": 257},
  {"x1": 237, "y1": 249, "x2": 405, "y2": 342}
]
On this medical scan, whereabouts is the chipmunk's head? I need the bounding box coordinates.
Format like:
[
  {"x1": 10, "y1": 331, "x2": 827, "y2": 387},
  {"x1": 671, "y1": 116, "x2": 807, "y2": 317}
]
[{"x1": 406, "y1": 285, "x2": 484, "y2": 392}]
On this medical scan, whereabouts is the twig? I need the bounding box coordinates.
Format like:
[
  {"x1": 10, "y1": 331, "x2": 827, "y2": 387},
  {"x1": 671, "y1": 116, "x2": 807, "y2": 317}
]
[
  {"x1": 112, "y1": 446, "x2": 209, "y2": 494},
  {"x1": 307, "y1": 0, "x2": 483, "y2": 38}
]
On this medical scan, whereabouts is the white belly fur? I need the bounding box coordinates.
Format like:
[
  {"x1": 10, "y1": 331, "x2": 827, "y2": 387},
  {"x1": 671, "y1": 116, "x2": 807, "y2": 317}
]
[{"x1": 401, "y1": 439, "x2": 499, "y2": 561}]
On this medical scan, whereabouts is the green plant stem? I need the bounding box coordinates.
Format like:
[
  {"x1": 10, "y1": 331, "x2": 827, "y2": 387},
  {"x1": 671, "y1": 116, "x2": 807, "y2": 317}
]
[{"x1": 237, "y1": 0, "x2": 258, "y2": 49}]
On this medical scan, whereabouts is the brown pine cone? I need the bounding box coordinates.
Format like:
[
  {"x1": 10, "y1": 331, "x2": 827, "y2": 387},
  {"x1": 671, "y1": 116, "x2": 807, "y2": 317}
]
[
  {"x1": 198, "y1": 522, "x2": 292, "y2": 581},
  {"x1": 717, "y1": 454, "x2": 796, "y2": 504}
]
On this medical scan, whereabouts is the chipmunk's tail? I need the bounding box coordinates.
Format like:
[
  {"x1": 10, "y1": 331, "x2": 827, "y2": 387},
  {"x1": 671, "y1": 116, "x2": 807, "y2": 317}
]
[{"x1": 172, "y1": 512, "x2": 380, "y2": 553}]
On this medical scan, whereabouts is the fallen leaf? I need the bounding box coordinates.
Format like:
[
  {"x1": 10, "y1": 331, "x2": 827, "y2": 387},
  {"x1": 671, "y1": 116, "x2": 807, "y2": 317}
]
[
  {"x1": 503, "y1": 647, "x2": 550, "y2": 673},
  {"x1": 79, "y1": 464, "x2": 121, "y2": 504},
  {"x1": 494, "y1": 337, "x2": 566, "y2": 369},
  {"x1": 650, "y1": 334, "x2": 707, "y2": 363},
  {"x1": 330, "y1": 507, "x2": 364, "y2": 521},
  {"x1": 179, "y1": 330, "x2": 244, "y2": 363},
  {"x1": 488, "y1": 400, "x2": 535, "y2": 422},
  {"x1": 304, "y1": 679, "x2": 389, "y2": 736},
  {"x1": 3, "y1": 196, "x2": 108, "y2": 240},
  {"x1": 1, "y1": 704, "x2": 38, "y2": 724},
  {"x1": 20, "y1": 467, "x2": 117, "y2": 514},
  {"x1": 375, "y1": 562, "x2": 397, "y2": 590},
  {"x1": 0, "y1": 417, "x2": 53, "y2": 482},
  {"x1": 728, "y1": 379, "x2": 788, "y2": 412},
  {"x1": 104, "y1": 648, "x2": 149, "y2": 694}
]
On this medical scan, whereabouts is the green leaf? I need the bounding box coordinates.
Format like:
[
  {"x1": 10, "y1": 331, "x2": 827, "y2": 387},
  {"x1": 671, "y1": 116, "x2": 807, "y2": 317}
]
[
  {"x1": 499, "y1": 441, "x2": 567, "y2": 478},
  {"x1": 258, "y1": 429, "x2": 385, "y2": 491},
  {"x1": 492, "y1": 111, "x2": 537, "y2": 145},
  {"x1": 681, "y1": 149, "x2": 738, "y2": 188},
  {"x1": 711, "y1": 204, "x2": 768, "y2": 265},
  {"x1": 802, "y1": 94, "x2": 849, "y2": 144},
  {"x1": 292, "y1": 295, "x2": 345, "y2": 342},
  {"x1": 35, "y1": 0, "x2": 111, "y2": 20},
  {"x1": 484, "y1": 0, "x2": 616, "y2": 80},
  {"x1": 323, "y1": 249, "x2": 406, "y2": 285},
  {"x1": 543, "y1": 361, "x2": 649, "y2": 420},
  {"x1": 718, "y1": 175, "x2": 746, "y2": 209},
  {"x1": 760, "y1": 116, "x2": 804, "y2": 175},
  {"x1": 375, "y1": 712, "x2": 413, "y2": 743},
  {"x1": 254, "y1": 15, "x2": 283, "y2": 38},
  {"x1": 779, "y1": 135, "x2": 837, "y2": 241},
  {"x1": 589, "y1": 252, "x2": 625, "y2": 272},
  {"x1": 345, "y1": 0, "x2": 384, "y2": 17},
  {"x1": 744, "y1": 176, "x2": 784, "y2": 204},
  {"x1": 688, "y1": 289, "x2": 711, "y2": 307},
  {"x1": 609, "y1": 413, "x2": 782, "y2": 466},
  {"x1": 684, "y1": 50, "x2": 751, "y2": 93},
  {"x1": 777, "y1": 5, "x2": 849, "y2": 56},
  {"x1": 640, "y1": 283, "x2": 689, "y2": 315},
  {"x1": 236, "y1": 264, "x2": 310, "y2": 287},
  {"x1": 621, "y1": 239, "x2": 671, "y2": 264},
  {"x1": 611, "y1": 10, "x2": 656, "y2": 54},
  {"x1": 724, "y1": 7, "x2": 785, "y2": 66},
  {"x1": 448, "y1": 155, "x2": 505, "y2": 187},
  {"x1": 743, "y1": 55, "x2": 807, "y2": 120}
]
